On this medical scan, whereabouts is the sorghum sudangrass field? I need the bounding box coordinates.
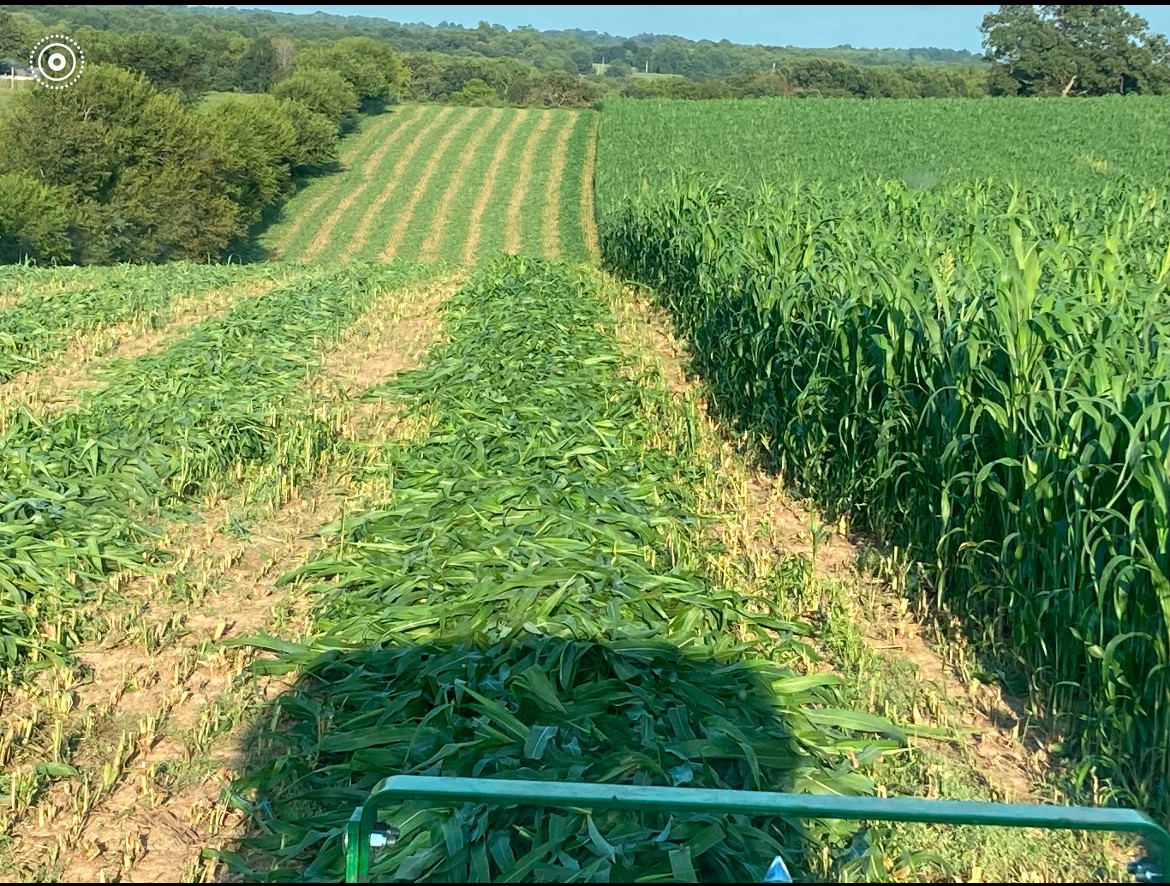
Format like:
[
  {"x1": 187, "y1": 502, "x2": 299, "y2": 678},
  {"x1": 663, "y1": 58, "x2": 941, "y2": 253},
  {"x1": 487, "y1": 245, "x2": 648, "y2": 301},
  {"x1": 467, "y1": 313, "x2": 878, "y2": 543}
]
[
  {"x1": 595, "y1": 95, "x2": 1170, "y2": 209},
  {"x1": 4, "y1": 89, "x2": 1169, "y2": 884},
  {"x1": 598, "y1": 96, "x2": 1170, "y2": 823},
  {"x1": 263, "y1": 105, "x2": 596, "y2": 265}
]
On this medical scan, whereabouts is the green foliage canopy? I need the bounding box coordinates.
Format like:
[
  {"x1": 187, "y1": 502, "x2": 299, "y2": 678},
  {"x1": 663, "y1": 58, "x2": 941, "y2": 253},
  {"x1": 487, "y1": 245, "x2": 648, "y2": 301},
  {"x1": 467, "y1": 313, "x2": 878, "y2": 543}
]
[
  {"x1": 272, "y1": 66, "x2": 359, "y2": 127},
  {"x1": 981, "y1": 4, "x2": 1170, "y2": 95}
]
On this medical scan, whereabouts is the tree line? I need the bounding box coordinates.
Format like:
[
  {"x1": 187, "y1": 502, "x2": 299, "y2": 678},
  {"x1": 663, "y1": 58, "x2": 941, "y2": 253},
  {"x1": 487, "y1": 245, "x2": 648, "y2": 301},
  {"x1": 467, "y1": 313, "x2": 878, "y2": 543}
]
[
  {"x1": 5, "y1": 5, "x2": 1164, "y2": 108},
  {"x1": 2, "y1": 5, "x2": 1167, "y2": 266},
  {"x1": 0, "y1": 26, "x2": 411, "y2": 265},
  {"x1": 1, "y1": 4, "x2": 983, "y2": 83}
]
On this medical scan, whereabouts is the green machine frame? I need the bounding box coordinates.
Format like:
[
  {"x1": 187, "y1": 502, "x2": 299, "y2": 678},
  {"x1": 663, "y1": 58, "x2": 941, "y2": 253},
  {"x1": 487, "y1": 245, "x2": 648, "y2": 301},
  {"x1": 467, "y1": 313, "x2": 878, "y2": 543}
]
[{"x1": 343, "y1": 775, "x2": 1170, "y2": 882}]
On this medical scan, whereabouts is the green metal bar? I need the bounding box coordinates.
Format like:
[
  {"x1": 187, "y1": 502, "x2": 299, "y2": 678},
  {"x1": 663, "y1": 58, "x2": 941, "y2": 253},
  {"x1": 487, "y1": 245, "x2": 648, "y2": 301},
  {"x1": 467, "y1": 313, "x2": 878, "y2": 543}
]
[
  {"x1": 344, "y1": 804, "x2": 369, "y2": 884},
  {"x1": 345, "y1": 775, "x2": 1170, "y2": 883}
]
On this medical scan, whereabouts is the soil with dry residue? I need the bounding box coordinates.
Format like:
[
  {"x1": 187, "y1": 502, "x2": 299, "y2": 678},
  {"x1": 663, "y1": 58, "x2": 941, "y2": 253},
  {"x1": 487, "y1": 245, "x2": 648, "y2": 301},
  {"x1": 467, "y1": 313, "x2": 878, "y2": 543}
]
[
  {"x1": 0, "y1": 273, "x2": 464, "y2": 884},
  {"x1": 0, "y1": 280, "x2": 285, "y2": 426}
]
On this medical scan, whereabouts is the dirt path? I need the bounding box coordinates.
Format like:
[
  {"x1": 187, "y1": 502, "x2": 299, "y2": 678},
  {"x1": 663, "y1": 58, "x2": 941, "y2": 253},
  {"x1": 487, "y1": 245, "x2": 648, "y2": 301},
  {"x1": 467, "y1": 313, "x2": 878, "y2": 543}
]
[
  {"x1": 0, "y1": 279, "x2": 286, "y2": 428},
  {"x1": 418, "y1": 108, "x2": 506, "y2": 264},
  {"x1": 540, "y1": 114, "x2": 579, "y2": 260},
  {"x1": 268, "y1": 114, "x2": 400, "y2": 262},
  {"x1": 0, "y1": 272, "x2": 466, "y2": 884},
  {"x1": 579, "y1": 115, "x2": 600, "y2": 262},
  {"x1": 379, "y1": 108, "x2": 481, "y2": 263},
  {"x1": 503, "y1": 112, "x2": 554, "y2": 255},
  {"x1": 340, "y1": 107, "x2": 454, "y2": 262},
  {"x1": 300, "y1": 106, "x2": 423, "y2": 264},
  {"x1": 461, "y1": 110, "x2": 529, "y2": 264}
]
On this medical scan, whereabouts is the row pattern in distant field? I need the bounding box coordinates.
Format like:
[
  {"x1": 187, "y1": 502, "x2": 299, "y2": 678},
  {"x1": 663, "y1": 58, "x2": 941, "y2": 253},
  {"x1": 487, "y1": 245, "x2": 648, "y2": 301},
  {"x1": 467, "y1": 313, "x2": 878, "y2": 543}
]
[
  {"x1": 265, "y1": 105, "x2": 597, "y2": 265},
  {"x1": 595, "y1": 95, "x2": 1170, "y2": 210}
]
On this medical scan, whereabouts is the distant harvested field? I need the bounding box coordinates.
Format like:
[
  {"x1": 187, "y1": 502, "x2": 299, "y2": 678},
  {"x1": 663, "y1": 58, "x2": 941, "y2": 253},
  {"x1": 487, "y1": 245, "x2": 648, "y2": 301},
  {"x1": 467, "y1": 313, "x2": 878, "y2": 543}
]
[{"x1": 264, "y1": 104, "x2": 597, "y2": 265}]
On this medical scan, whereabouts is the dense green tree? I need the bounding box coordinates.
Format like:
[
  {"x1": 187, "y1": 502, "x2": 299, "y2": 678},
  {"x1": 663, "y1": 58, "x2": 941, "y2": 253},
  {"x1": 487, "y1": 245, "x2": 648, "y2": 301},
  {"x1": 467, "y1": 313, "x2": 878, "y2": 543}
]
[
  {"x1": 272, "y1": 35, "x2": 298, "y2": 83},
  {"x1": 0, "y1": 11, "x2": 19, "y2": 56},
  {"x1": 785, "y1": 58, "x2": 869, "y2": 96},
  {"x1": 604, "y1": 59, "x2": 632, "y2": 78},
  {"x1": 101, "y1": 90, "x2": 242, "y2": 261},
  {"x1": 981, "y1": 5, "x2": 1170, "y2": 95},
  {"x1": 449, "y1": 77, "x2": 500, "y2": 106},
  {"x1": 0, "y1": 62, "x2": 154, "y2": 204},
  {"x1": 0, "y1": 173, "x2": 76, "y2": 264},
  {"x1": 522, "y1": 71, "x2": 602, "y2": 108},
  {"x1": 0, "y1": 64, "x2": 242, "y2": 262},
  {"x1": 295, "y1": 36, "x2": 409, "y2": 104},
  {"x1": 102, "y1": 32, "x2": 210, "y2": 100},
  {"x1": 723, "y1": 70, "x2": 794, "y2": 98},
  {"x1": 207, "y1": 94, "x2": 298, "y2": 230},
  {"x1": 279, "y1": 99, "x2": 340, "y2": 168},
  {"x1": 8, "y1": 3, "x2": 989, "y2": 87},
  {"x1": 272, "y1": 66, "x2": 359, "y2": 127},
  {"x1": 237, "y1": 34, "x2": 278, "y2": 92},
  {"x1": 0, "y1": 9, "x2": 37, "y2": 57}
]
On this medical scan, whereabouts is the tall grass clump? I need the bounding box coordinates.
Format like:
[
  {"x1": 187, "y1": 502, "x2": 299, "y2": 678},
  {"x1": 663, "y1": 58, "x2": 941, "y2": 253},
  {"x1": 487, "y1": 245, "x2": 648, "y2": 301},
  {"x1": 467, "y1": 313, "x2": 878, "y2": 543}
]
[
  {"x1": 230, "y1": 259, "x2": 916, "y2": 883},
  {"x1": 601, "y1": 177, "x2": 1170, "y2": 821}
]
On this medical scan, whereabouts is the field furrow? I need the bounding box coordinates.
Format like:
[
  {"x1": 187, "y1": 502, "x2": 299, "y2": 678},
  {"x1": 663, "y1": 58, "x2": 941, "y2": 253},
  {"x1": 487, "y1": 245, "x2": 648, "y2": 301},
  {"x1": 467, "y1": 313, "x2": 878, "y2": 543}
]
[
  {"x1": 378, "y1": 108, "x2": 483, "y2": 262},
  {"x1": 504, "y1": 111, "x2": 555, "y2": 254},
  {"x1": 418, "y1": 108, "x2": 506, "y2": 263},
  {"x1": 341, "y1": 106, "x2": 455, "y2": 261},
  {"x1": 266, "y1": 112, "x2": 406, "y2": 261},
  {"x1": 460, "y1": 110, "x2": 531, "y2": 263},
  {"x1": 0, "y1": 263, "x2": 433, "y2": 692},
  {"x1": 1, "y1": 271, "x2": 465, "y2": 883},
  {"x1": 541, "y1": 113, "x2": 580, "y2": 259},
  {"x1": 301, "y1": 108, "x2": 430, "y2": 261},
  {"x1": 0, "y1": 264, "x2": 274, "y2": 384},
  {"x1": 253, "y1": 105, "x2": 593, "y2": 266},
  {"x1": 0, "y1": 275, "x2": 295, "y2": 427},
  {"x1": 579, "y1": 112, "x2": 601, "y2": 261}
]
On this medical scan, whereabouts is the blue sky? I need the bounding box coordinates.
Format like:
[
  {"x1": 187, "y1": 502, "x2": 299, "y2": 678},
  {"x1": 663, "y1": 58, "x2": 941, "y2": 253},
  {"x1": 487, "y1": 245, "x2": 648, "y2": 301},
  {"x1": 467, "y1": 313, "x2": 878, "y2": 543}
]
[{"x1": 222, "y1": 5, "x2": 1170, "y2": 52}]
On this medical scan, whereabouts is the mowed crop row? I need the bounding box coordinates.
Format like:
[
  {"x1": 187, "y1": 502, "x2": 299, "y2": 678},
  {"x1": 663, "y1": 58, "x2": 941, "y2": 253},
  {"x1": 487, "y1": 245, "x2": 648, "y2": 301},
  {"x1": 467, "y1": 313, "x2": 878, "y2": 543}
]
[
  {"x1": 265, "y1": 105, "x2": 597, "y2": 266},
  {"x1": 0, "y1": 263, "x2": 282, "y2": 383},
  {"x1": 0, "y1": 262, "x2": 432, "y2": 680},
  {"x1": 226, "y1": 258, "x2": 904, "y2": 883}
]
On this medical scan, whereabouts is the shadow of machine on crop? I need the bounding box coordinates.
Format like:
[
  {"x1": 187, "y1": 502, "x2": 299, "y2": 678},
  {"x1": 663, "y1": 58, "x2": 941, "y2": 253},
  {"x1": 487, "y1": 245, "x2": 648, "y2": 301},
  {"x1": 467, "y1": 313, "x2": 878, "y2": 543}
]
[{"x1": 216, "y1": 633, "x2": 893, "y2": 883}]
